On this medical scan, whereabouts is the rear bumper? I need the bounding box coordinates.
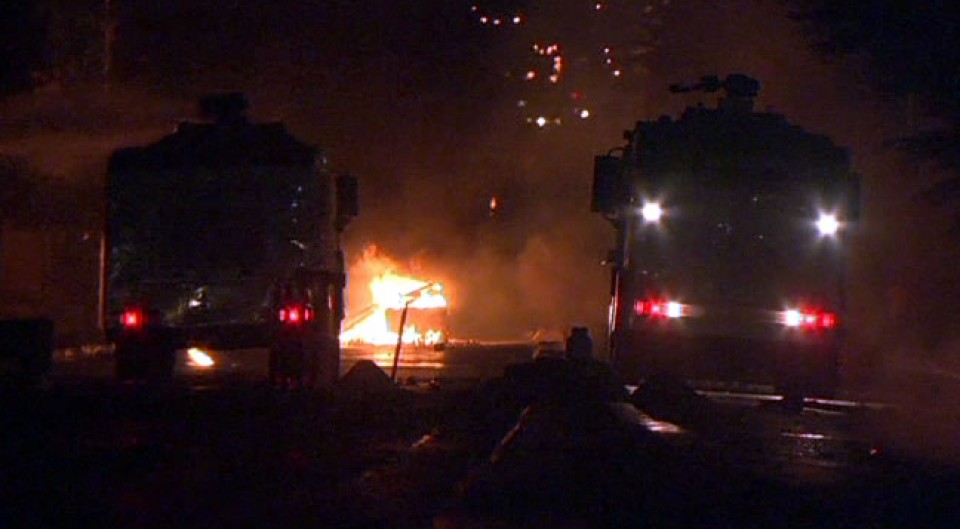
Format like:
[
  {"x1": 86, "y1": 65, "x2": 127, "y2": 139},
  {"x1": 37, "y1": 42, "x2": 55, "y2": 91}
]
[
  {"x1": 108, "y1": 323, "x2": 272, "y2": 350},
  {"x1": 626, "y1": 304, "x2": 840, "y2": 344},
  {"x1": 613, "y1": 324, "x2": 841, "y2": 390}
]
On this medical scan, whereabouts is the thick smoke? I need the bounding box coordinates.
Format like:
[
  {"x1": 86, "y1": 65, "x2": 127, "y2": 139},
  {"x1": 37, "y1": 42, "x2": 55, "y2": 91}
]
[
  {"x1": 332, "y1": 0, "x2": 960, "y2": 461},
  {"x1": 0, "y1": 86, "x2": 189, "y2": 341},
  {"x1": 5, "y1": 1, "x2": 960, "y2": 454}
]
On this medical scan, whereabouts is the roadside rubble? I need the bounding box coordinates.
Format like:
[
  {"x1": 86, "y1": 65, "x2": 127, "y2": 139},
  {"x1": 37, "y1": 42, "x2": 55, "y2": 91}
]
[{"x1": 4, "y1": 355, "x2": 955, "y2": 528}]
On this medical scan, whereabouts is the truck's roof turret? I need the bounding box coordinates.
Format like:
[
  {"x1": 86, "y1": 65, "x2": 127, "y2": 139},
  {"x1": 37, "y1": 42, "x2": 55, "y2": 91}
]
[
  {"x1": 631, "y1": 76, "x2": 850, "y2": 182},
  {"x1": 109, "y1": 94, "x2": 316, "y2": 172}
]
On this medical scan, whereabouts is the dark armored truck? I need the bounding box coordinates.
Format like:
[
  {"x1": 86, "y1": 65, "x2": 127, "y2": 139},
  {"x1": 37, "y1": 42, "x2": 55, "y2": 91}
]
[
  {"x1": 104, "y1": 94, "x2": 357, "y2": 387},
  {"x1": 593, "y1": 76, "x2": 859, "y2": 394}
]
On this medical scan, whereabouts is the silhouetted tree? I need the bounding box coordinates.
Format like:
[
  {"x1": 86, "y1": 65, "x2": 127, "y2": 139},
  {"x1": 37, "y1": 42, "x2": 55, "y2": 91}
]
[
  {"x1": 0, "y1": 155, "x2": 98, "y2": 228},
  {"x1": 0, "y1": 1, "x2": 48, "y2": 97},
  {"x1": 791, "y1": 0, "x2": 960, "y2": 221}
]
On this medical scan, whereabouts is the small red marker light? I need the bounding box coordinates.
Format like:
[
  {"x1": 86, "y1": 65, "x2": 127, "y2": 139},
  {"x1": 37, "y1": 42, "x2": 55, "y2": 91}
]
[
  {"x1": 280, "y1": 304, "x2": 313, "y2": 325},
  {"x1": 121, "y1": 308, "x2": 144, "y2": 329},
  {"x1": 819, "y1": 313, "x2": 837, "y2": 329},
  {"x1": 635, "y1": 299, "x2": 684, "y2": 318},
  {"x1": 782, "y1": 308, "x2": 838, "y2": 329}
]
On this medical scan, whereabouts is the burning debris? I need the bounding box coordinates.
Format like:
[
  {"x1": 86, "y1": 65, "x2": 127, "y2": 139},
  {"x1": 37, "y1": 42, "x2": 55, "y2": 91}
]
[{"x1": 340, "y1": 246, "x2": 449, "y2": 347}]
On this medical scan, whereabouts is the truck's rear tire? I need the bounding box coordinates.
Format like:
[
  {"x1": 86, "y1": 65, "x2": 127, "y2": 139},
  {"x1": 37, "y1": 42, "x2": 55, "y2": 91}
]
[
  {"x1": 269, "y1": 342, "x2": 305, "y2": 389},
  {"x1": 270, "y1": 337, "x2": 338, "y2": 390},
  {"x1": 114, "y1": 329, "x2": 176, "y2": 383},
  {"x1": 0, "y1": 318, "x2": 54, "y2": 387}
]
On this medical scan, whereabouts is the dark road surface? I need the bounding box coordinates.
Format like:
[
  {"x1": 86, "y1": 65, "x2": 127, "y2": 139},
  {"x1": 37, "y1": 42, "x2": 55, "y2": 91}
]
[{"x1": 4, "y1": 344, "x2": 960, "y2": 528}]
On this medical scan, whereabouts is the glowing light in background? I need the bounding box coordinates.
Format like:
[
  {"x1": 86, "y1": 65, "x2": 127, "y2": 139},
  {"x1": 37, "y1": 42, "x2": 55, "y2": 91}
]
[
  {"x1": 471, "y1": 0, "x2": 672, "y2": 127},
  {"x1": 472, "y1": 4, "x2": 526, "y2": 29}
]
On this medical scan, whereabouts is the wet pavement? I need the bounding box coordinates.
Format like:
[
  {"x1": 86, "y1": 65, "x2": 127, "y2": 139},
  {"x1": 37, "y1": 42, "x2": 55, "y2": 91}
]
[{"x1": 4, "y1": 346, "x2": 960, "y2": 528}]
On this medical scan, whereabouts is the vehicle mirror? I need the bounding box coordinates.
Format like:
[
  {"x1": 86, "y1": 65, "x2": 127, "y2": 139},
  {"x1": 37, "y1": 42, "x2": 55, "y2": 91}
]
[{"x1": 592, "y1": 155, "x2": 626, "y2": 214}]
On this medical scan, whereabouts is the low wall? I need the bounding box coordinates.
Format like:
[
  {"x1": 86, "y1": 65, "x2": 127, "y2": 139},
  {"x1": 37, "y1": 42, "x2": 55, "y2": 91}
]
[{"x1": 0, "y1": 318, "x2": 54, "y2": 385}]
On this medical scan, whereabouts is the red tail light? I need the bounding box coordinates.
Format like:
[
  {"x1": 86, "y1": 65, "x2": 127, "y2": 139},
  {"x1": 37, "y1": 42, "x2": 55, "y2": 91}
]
[
  {"x1": 635, "y1": 299, "x2": 685, "y2": 318},
  {"x1": 819, "y1": 313, "x2": 837, "y2": 329},
  {"x1": 279, "y1": 305, "x2": 314, "y2": 325},
  {"x1": 782, "y1": 309, "x2": 837, "y2": 329},
  {"x1": 120, "y1": 307, "x2": 145, "y2": 330}
]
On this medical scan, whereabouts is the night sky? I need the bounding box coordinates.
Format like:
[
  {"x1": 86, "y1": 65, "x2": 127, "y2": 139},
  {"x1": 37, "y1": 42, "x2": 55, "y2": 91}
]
[{"x1": 2, "y1": 1, "x2": 957, "y2": 348}]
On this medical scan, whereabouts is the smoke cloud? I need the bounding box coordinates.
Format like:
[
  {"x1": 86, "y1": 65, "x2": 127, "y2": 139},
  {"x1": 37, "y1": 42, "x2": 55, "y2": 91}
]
[{"x1": 6, "y1": 2, "x2": 960, "y2": 454}]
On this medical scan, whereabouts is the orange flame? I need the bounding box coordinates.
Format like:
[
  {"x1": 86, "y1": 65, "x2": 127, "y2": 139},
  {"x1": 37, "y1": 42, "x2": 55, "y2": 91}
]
[{"x1": 340, "y1": 246, "x2": 449, "y2": 346}]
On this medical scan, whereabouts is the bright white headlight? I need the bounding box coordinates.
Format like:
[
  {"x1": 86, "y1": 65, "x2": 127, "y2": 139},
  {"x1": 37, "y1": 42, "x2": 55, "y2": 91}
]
[
  {"x1": 641, "y1": 202, "x2": 663, "y2": 223},
  {"x1": 665, "y1": 301, "x2": 683, "y2": 318},
  {"x1": 784, "y1": 309, "x2": 802, "y2": 327},
  {"x1": 817, "y1": 212, "x2": 840, "y2": 236}
]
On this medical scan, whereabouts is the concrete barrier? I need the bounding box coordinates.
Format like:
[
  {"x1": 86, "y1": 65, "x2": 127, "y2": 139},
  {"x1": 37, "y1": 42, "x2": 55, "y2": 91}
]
[{"x1": 0, "y1": 318, "x2": 54, "y2": 386}]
